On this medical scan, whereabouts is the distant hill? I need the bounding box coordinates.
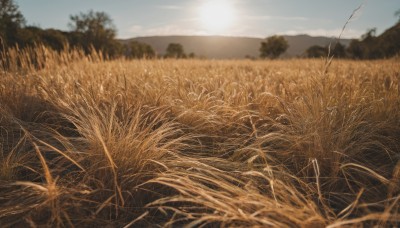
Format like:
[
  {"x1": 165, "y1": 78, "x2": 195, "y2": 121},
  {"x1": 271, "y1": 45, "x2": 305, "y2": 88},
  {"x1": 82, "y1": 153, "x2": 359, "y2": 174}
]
[{"x1": 120, "y1": 35, "x2": 352, "y2": 59}]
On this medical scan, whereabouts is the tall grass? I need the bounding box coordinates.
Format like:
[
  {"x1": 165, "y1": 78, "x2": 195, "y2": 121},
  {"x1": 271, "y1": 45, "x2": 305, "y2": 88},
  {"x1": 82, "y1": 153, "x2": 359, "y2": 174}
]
[{"x1": 0, "y1": 46, "x2": 399, "y2": 227}]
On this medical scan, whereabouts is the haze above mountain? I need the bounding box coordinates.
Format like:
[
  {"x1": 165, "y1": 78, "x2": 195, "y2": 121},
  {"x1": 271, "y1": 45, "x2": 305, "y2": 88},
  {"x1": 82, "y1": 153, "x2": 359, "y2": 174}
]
[{"x1": 121, "y1": 35, "x2": 352, "y2": 59}]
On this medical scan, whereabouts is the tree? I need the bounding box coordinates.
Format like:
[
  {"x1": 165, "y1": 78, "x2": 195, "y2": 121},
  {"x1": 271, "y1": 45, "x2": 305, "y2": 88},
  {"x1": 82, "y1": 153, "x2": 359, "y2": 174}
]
[
  {"x1": 125, "y1": 41, "x2": 155, "y2": 59},
  {"x1": 69, "y1": 10, "x2": 119, "y2": 56},
  {"x1": 331, "y1": 42, "x2": 346, "y2": 58},
  {"x1": 165, "y1": 43, "x2": 186, "y2": 58},
  {"x1": 347, "y1": 39, "x2": 364, "y2": 59},
  {"x1": 188, "y1": 52, "x2": 196, "y2": 58},
  {"x1": 15, "y1": 26, "x2": 42, "y2": 47},
  {"x1": 360, "y1": 28, "x2": 383, "y2": 59},
  {"x1": 306, "y1": 43, "x2": 347, "y2": 59},
  {"x1": 0, "y1": 0, "x2": 25, "y2": 47},
  {"x1": 41, "y1": 29, "x2": 67, "y2": 51},
  {"x1": 361, "y1": 28, "x2": 377, "y2": 41},
  {"x1": 306, "y1": 45, "x2": 328, "y2": 58},
  {"x1": 378, "y1": 22, "x2": 400, "y2": 57},
  {"x1": 395, "y1": 9, "x2": 400, "y2": 22},
  {"x1": 260, "y1": 35, "x2": 288, "y2": 59}
]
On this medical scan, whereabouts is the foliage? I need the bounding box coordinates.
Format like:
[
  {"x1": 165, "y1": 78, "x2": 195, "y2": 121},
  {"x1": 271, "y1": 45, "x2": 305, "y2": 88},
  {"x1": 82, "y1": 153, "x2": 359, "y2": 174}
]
[
  {"x1": 378, "y1": 22, "x2": 400, "y2": 58},
  {"x1": 306, "y1": 43, "x2": 346, "y2": 58},
  {"x1": 395, "y1": 9, "x2": 400, "y2": 22},
  {"x1": 361, "y1": 28, "x2": 377, "y2": 41},
  {"x1": 0, "y1": 4, "x2": 128, "y2": 57},
  {"x1": 14, "y1": 26, "x2": 67, "y2": 51},
  {"x1": 15, "y1": 26, "x2": 42, "y2": 47},
  {"x1": 165, "y1": 43, "x2": 186, "y2": 58},
  {"x1": 0, "y1": 0, "x2": 25, "y2": 47},
  {"x1": 346, "y1": 24, "x2": 400, "y2": 59},
  {"x1": 39, "y1": 29, "x2": 67, "y2": 51},
  {"x1": 331, "y1": 42, "x2": 346, "y2": 58},
  {"x1": 125, "y1": 41, "x2": 155, "y2": 59},
  {"x1": 306, "y1": 45, "x2": 328, "y2": 58},
  {"x1": 259, "y1": 35, "x2": 289, "y2": 59},
  {"x1": 69, "y1": 10, "x2": 121, "y2": 57},
  {"x1": 346, "y1": 39, "x2": 364, "y2": 59}
]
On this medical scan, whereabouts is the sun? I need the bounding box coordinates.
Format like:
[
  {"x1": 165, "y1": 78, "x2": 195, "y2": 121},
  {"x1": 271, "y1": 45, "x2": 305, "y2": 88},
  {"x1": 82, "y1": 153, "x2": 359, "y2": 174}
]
[{"x1": 199, "y1": 0, "x2": 235, "y2": 33}]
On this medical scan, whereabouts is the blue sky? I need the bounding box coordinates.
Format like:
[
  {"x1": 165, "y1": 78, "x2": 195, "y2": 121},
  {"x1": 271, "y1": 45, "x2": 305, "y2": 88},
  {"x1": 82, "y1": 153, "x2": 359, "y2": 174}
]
[{"x1": 16, "y1": 0, "x2": 400, "y2": 39}]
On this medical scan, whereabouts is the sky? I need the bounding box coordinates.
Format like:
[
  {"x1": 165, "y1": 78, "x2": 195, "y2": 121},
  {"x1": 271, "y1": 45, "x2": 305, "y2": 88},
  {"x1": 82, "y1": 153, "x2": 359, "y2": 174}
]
[{"x1": 16, "y1": 0, "x2": 400, "y2": 39}]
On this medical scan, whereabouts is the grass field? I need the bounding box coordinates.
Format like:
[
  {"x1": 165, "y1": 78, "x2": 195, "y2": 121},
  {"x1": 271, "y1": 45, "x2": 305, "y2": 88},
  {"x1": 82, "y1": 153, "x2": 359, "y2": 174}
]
[{"x1": 0, "y1": 46, "x2": 399, "y2": 227}]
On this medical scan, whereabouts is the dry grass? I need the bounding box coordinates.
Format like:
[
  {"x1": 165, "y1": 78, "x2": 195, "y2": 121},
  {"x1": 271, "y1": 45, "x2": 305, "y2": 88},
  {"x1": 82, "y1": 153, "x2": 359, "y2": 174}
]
[{"x1": 0, "y1": 46, "x2": 399, "y2": 227}]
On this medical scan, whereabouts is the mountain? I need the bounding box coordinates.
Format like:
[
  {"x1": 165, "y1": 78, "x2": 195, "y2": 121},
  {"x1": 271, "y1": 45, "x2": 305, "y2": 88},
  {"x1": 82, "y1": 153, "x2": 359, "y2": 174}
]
[{"x1": 121, "y1": 35, "x2": 352, "y2": 59}]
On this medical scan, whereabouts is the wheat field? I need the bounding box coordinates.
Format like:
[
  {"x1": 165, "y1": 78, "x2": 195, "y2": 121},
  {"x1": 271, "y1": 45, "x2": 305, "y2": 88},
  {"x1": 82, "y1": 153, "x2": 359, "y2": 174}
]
[{"x1": 0, "y1": 46, "x2": 399, "y2": 227}]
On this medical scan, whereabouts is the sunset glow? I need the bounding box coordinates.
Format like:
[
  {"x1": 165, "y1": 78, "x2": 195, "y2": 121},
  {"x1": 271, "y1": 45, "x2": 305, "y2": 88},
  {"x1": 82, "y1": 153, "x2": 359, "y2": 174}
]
[{"x1": 199, "y1": 0, "x2": 235, "y2": 33}]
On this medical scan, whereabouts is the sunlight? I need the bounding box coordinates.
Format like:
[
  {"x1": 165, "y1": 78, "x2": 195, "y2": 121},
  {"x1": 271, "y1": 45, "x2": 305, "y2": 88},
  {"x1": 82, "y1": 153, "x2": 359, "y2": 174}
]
[{"x1": 199, "y1": 0, "x2": 235, "y2": 33}]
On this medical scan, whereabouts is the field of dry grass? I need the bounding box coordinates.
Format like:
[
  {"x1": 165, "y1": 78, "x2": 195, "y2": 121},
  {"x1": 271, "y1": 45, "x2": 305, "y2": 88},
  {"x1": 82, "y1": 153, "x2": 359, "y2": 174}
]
[{"x1": 0, "y1": 46, "x2": 399, "y2": 227}]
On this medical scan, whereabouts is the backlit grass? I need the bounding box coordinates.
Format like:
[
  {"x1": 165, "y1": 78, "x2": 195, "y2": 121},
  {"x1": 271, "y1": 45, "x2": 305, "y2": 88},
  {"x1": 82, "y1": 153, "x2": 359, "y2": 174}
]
[{"x1": 0, "y1": 46, "x2": 399, "y2": 227}]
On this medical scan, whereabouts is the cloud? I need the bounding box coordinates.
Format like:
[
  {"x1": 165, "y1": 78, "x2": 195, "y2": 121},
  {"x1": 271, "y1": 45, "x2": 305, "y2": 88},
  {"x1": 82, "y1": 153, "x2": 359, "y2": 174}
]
[
  {"x1": 129, "y1": 25, "x2": 143, "y2": 33},
  {"x1": 119, "y1": 18, "x2": 364, "y2": 39},
  {"x1": 117, "y1": 25, "x2": 141, "y2": 39},
  {"x1": 126, "y1": 24, "x2": 208, "y2": 37},
  {"x1": 146, "y1": 25, "x2": 206, "y2": 36},
  {"x1": 245, "y1": 15, "x2": 309, "y2": 21},
  {"x1": 124, "y1": 23, "x2": 255, "y2": 38},
  {"x1": 119, "y1": 23, "x2": 364, "y2": 39},
  {"x1": 156, "y1": 5, "x2": 183, "y2": 10}
]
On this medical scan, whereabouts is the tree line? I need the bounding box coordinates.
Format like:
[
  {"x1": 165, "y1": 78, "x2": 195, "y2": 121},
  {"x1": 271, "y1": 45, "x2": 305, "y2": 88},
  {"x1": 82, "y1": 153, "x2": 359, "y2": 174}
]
[
  {"x1": 261, "y1": 13, "x2": 400, "y2": 60},
  {"x1": 305, "y1": 25, "x2": 400, "y2": 59},
  {"x1": 0, "y1": 0, "x2": 196, "y2": 59},
  {"x1": 1, "y1": 0, "x2": 122, "y2": 57},
  {"x1": 1, "y1": 0, "x2": 399, "y2": 60},
  {"x1": 305, "y1": 11, "x2": 400, "y2": 59}
]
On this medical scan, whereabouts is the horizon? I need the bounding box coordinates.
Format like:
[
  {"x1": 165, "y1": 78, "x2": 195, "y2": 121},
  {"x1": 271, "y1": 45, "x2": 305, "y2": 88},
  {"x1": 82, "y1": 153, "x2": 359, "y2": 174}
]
[
  {"x1": 16, "y1": 0, "x2": 400, "y2": 39},
  {"x1": 123, "y1": 33, "x2": 354, "y2": 40}
]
